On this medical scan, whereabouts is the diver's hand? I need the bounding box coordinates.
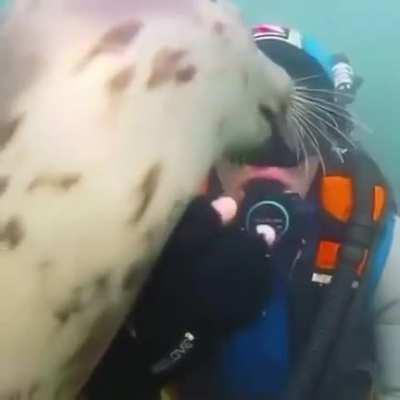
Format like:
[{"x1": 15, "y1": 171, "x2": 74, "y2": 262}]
[{"x1": 130, "y1": 195, "x2": 273, "y2": 381}]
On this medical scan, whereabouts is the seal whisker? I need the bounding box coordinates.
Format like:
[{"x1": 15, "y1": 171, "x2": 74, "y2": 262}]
[
  {"x1": 295, "y1": 104, "x2": 334, "y2": 145},
  {"x1": 294, "y1": 101, "x2": 339, "y2": 146},
  {"x1": 286, "y1": 114, "x2": 302, "y2": 160},
  {"x1": 292, "y1": 97, "x2": 355, "y2": 147},
  {"x1": 290, "y1": 107, "x2": 327, "y2": 175},
  {"x1": 293, "y1": 91, "x2": 359, "y2": 122},
  {"x1": 288, "y1": 113, "x2": 307, "y2": 161},
  {"x1": 293, "y1": 94, "x2": 340, "y2": 130},
  {"x1": 288, "y1": 106, "x2": 311, "y2": 175},
  {"x1": 294, "y1": 74, "x2": 325, "y2": 83},
  {"x1": 291, "y1": 105, "x2": 322, "y2": 148},
  {"x1": 291, "y1": 102, "x2": 335, "y2": 147},
  {"x1": 300, "y1": 103, "x2": 355, "y2": 147},
  {"x1": 294, "y1": 92, "x2": 372, "y2": 134},
  {"x1": 294, "y1": 86, "x2": 354, "y2": 99},
  {"x1": 287, "y1": 115, "x2": 302, "y2": 161},
  {"x1": 291, "y1": 94, "x2": 362, "y2": 149}
]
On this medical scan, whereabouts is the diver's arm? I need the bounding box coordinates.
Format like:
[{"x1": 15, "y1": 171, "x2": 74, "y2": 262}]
[{"x1": 373, "y1": 215, "x2": 400, "y2": 399}]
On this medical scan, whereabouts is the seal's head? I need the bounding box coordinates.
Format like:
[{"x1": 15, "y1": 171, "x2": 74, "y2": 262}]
[
  {"x1": 1, "y1": 0, "x2": 292, "y2": 165},
  {"x1": 0, "y1": 1, "x2": 292, "y2": 398}
]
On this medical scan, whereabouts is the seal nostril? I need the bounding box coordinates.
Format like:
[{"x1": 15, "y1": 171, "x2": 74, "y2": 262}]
[
  {"x1": 259, "y1": 104, "x2": 276, "y2": 125},
  {"x1": 280, "y1": 101, "x2": 289, "y2": 117},
  {"x1": 259, "y1": 103, "x2": 289, "y2": 140},
  {"x1": 259, "y1": 104, "x2": 284, "y2": 135}
]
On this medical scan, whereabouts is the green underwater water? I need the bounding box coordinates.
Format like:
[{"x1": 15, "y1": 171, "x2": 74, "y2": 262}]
[
  {"x1": 0, "y1": 0, "x2": 398, "y2": 197},
  {"x1": 234, "y1": 0, "x2": 400, "y2": 199}
]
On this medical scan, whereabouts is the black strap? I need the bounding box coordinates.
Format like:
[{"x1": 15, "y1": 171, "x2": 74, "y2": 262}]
[{"x1": 282, "y1": 151, "x2": 390, "y2": 400}]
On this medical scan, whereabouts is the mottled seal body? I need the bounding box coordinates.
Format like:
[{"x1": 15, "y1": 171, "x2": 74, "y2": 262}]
[{"x1": 0, "y1": 1, "x2": 291, "y2": 398}]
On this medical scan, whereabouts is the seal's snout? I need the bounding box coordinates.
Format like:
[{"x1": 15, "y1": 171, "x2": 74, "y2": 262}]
[
  {"x1": 275, "y1": 73, "x2": 295, "y2": 120},
  {"x1": 257, "y1": 57, "x2": 293, "y2": 128},
  {"x1": 259, "y1": 80, "x2": 292, "y2": 141},
  {"x1": 279, "y1": 83, "x2": 294, "y2": 116}
]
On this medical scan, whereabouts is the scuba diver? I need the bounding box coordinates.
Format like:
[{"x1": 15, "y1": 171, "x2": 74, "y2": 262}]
[{"x1": 84, "y1": 25, "x2": 400, "y2": 400}]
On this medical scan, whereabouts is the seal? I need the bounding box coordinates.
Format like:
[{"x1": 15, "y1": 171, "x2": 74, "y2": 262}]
[{"x1": 0, "y1": 0, "x2": 292, "y2": 398}]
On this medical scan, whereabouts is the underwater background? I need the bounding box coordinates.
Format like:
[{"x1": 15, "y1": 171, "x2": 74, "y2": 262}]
[{"x1": 0, "y1": 0, "x2": 398, "y2": 198}]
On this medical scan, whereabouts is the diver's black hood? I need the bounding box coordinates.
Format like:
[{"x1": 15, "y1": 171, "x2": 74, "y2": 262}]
[{"x1": 257, "y1": 39, "x2": 334, "y2": 92}]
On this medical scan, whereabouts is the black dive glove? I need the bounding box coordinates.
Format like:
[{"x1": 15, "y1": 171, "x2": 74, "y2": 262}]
[
  {"x1": 130, "y1": 195, "x2": 273, "y2": 382},
  {"x1": 84, "y1": 194, "x2": 273, "y2": 399}
]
